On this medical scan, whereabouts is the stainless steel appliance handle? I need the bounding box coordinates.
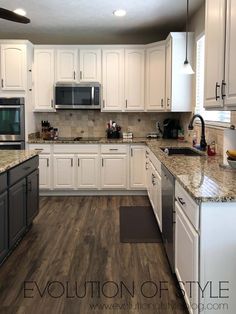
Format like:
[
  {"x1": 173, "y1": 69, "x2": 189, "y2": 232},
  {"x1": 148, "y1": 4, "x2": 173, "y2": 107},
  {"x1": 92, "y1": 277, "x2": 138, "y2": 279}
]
[
  {"x1": 91, "y1": 87, "x2": 95, "y2": 106},
  {"x1": 0, "y1": 105, "x2": 21, "y2": 109}
]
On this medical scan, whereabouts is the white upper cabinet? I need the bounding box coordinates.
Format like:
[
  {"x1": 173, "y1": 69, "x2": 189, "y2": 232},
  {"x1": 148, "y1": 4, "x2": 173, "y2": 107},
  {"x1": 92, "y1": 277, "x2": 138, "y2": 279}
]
[
  {"x1": 34, "y1": 49, "x2": 55, "y2": 111},
  {"x1": 125, "y1": 49, "x2": 145, "y2": 111},
  {"x1": 0, "y1": 44, "x2": 26, "y2": 91},
  {"x1": 102, "y1": 49, "x2": 124, "y2": 111},
  {"x1": 79, "y1": 49, "x2": 101, "y2": 82},
  {"x1": 205, "y1": 0, "x2": 236, "y2": 109},
  {"x1": 165, "y1": 33, "x2": 193, "y2": 112},
  {"x1": 145, "y1": 44, "x2": 166, "y2": 111},
  {"x1": 204, "y1": 0, "x2": 226, "y2": 108},
  {"x1": 224, "y1": 0, "x2": 236, "y2": 107},
  {"x1": 56, "y1": 49, "x2": 78, "y2": 82}
]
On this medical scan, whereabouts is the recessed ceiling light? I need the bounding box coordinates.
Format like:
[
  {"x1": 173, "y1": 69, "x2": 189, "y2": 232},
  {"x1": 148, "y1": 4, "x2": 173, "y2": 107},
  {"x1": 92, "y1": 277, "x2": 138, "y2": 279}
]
[
  {"x1": 14, "y1": 8, "x2": 27, "y2": 16},
  {"x1": 113, "y1": 9, "x2": 127, "y2": 17}
]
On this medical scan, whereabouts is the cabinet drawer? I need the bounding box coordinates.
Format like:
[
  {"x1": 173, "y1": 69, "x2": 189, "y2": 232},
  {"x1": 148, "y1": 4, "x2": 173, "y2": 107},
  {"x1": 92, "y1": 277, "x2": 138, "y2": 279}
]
[
  {"x1": 9, "y1": 156, "x2": 39, "y2": 186},
  {"x1": 175, "y1": 181, "x2": 199, "y2": 230},
  {"x1": 101, "y1": 145, "x2": 127, "y2": 154},
  {"x1": 53, "y1": 144, "x2": 99, "y2": 154},
  {"x1": 0, "y1": 173, "x2": 7, "y2": 193},
  {"x1": 28, "y1": 144, "x2": 51, "y2": 154}
]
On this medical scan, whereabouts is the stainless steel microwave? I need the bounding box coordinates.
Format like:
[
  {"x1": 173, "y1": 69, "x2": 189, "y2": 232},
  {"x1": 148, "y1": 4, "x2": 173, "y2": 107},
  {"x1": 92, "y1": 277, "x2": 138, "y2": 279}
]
[{"x1": 55, "y1": 82, "x2": 101, "y2": 109}]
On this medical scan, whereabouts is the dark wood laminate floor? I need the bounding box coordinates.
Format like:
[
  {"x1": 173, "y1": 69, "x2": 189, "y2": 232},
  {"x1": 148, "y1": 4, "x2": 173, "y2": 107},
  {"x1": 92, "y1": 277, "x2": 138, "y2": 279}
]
[{"x1": 0, "y1": 196, "x2": 188, "y2": 314}]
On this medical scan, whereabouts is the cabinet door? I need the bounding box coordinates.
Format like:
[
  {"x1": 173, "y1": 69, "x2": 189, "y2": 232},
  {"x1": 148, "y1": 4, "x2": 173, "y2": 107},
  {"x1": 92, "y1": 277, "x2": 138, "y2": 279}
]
[
  {"x1": 27, "y1": 170, "x2": 39, "y2": 225},
  {"x1": 0, "y1": 192, "x2": 8, "y2": 263},
  {"x1": 224, "y1": 0, "x2": 236, "y2": 107},
  {"x1": 175, "y1": 201, "x2": 199, "y2": 313},
  {"x1": 77, "y1": 154, "x2": 99, "y2": 189},
  {"x1": 56, "y1": 49, "x2": 78, "y2": 82},
  {"x1": 204, "y1": 0, "x2": 225, "y2": 108},
  {"x1": 101, "y1": 155, "x2": 127, "y2": 189},
  {"x1": 34, "y1": 49, "x2": 55, "y2": 111},
  {"x1": 165, "y1": 39, "x2": 172, "y2": 111},
  {"x1": 39, "y1": 154, "x2": 51, "y2": 189},
  {"x1": 9, "y1": 179, "x2": 26, "y2": 248},
  {"x1": 125, "y1": 49, "x2": 145, "y2": 111},
  {"x1": 53, "y1": 154, "x2": 75, "y2": 189},
  {"x1": 130, "y1": 146, "x2": 146, "y2": 189},
  {"x1": 1, "y1": 44, "x2": 26, "y2": 90},
  {"x1": 146, "y1": 45, "x2": 166, "y2": 111},
  {"x1": 79, "y1": 49, "x2": 101, "y2": 82},
  {"x1": 102, "y1": 49, "x2": 124, "y2": 111}
]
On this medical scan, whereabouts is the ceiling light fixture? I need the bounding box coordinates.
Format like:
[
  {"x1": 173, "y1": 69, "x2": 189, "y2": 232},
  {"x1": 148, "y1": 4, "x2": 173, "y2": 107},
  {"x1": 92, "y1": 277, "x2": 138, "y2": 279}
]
[
  {"x1": 13, "y1": 8, "x2": 27, "y2": 16},
  {"x1": 182, "y1": 0, "x2": 194, "y2": 75},
  {"x1": 113, "y1": 9, "x2": 127, "y2": 17}
]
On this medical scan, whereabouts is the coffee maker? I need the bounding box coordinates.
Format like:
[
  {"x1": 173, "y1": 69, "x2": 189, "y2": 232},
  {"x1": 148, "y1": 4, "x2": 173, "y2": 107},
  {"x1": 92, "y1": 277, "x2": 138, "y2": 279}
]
[{"x1": 162, "y1": 119, "x2": 180, "y2": 139}]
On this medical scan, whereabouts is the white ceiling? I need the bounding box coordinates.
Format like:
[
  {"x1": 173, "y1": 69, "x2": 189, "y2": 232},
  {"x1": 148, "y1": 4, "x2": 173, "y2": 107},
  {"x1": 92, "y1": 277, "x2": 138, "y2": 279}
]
[{"x1": 0, "y1": 0, "x2": 204, "y2": 44}]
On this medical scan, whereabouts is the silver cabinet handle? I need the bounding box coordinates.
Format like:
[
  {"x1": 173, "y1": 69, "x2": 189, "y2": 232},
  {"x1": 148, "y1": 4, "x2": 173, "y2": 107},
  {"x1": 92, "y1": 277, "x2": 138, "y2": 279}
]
[
  {"x1": 103, "y1": 99, "x2": 105, "y2": 108},
  {"x1": 102, "y1": 158, "x2": 104, "y2": 167},
  {"x1": 221, "y1": 80, "x2": 226, "y2": 99},
  {"x1": 51, "y1": 99, "x2": 54, "y2": 108},
  {"x1": 1, "y1": 79, "x2": 3, "y2": 88},
  {"x1": 109, "y1": 148, "x2": 118, "y2": 151},
  {"x1": 80, "y1": 71, "x2": 82, "y2": 80},
  {"x1": 131, "y1": 148, "x2": 133, "y2": 157},
  {"x1": 167, "y1": 98, "x2": 170, "y2": 107},
  {"x1": 161, "y1": 98, "x2": 164, "y2": 107},
  {"x1": 73, "y1": 71, "x2": 76, "y2": 80},
  {"x1": 78, "y1": 158, "x2": 80, "y2": 167},
  {"x1": 47, "y1": 158, "x2": 49, "y2": 167},
  {"x1": 215, "y1": 82, "x2": 220, "y2": 100},
  {"x1": 71, "y1": 158, "x2": 73, "y2": 167},
  {"x1": 145, "y1": 162, "x2": 149, "y2": 170},
  {"x1": 125, "y1": 99, "x2": 128, "y2": 108}
]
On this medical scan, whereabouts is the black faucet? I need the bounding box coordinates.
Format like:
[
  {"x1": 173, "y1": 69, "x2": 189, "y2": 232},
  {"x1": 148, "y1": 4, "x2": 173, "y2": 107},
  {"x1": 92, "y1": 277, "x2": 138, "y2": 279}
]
[{"x1": 188, "y1": 114, "x2": 207, "y2": 151}]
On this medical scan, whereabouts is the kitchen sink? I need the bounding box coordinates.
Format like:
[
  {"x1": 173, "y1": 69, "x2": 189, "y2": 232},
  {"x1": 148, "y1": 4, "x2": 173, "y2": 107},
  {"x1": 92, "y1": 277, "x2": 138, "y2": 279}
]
[{"x1": 160, "y1": 147, "x2": 204, "y2": 156}]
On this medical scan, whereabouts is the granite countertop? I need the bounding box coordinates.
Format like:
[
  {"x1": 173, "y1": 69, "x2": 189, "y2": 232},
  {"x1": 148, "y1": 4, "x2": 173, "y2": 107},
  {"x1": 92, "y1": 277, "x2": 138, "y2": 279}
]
[
  {"x1": 28, "y1": 137, "x2": 148, "y2": 144},
  {"x1": 27, "y1": 137, "x2": 236, "y2": 203},
  {"x1": 0, "y1": 150, "x2": 39, "y2": 174}
]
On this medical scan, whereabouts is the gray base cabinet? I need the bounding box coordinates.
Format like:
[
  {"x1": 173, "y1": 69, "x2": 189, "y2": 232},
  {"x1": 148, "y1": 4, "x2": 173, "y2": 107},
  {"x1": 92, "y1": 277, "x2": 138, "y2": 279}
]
[
  {"x1": 27, "y1": 170, "x2": 39, "y2": 225},
  {"x1": 0, "y1": 192, "x2": 8, "y2": 263},
  {"x1": 9, "y1": 179, "x2": 27, "y2": 249}
]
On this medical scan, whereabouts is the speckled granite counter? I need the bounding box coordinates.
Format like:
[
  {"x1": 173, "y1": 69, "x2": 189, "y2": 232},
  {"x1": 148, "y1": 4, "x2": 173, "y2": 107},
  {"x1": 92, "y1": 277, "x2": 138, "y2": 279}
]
[
  {"x1": 0, "y1": 150, "x2": 39, "y2": 174},
  {"x1": 28, "y1": 137, "x2": 236, "y2": 203},
  {"x1": 28, "y1": 137, "x2": 148, "y2": 144}
]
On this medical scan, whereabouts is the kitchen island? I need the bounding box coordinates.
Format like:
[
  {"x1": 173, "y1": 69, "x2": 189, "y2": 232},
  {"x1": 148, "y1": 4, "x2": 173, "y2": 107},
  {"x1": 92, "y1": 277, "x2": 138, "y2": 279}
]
[{"x1": 0, "y1": 150, "x2": 39, "y2": 265}]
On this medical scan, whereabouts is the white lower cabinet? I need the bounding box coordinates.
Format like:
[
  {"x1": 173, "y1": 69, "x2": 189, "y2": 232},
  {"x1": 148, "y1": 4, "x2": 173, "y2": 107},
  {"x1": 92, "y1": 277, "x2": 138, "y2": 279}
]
[
  {"x1": 130, "y1": 146, "x2": 146, "y2": 189},
  {"x1": 76, "y1": 154, "x2": 99, "y2": 189},
  {"x1": 101, "y1": 155, "x2": 127, "y2": 189},
  {"x1": 53, "y1": 154, "x2": 75, "y2": 189},
  {"x1": 39, "y1": 154, "x2": 51, "y2": 189},
  {"x1": 175, "y1": 201, "x2": 199, "y2": 313}
]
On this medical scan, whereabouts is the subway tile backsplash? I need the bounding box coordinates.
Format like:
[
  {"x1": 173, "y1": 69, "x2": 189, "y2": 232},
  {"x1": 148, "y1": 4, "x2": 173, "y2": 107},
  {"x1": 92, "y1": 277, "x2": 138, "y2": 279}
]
[{"x1": 34, "y1": 111, "x2": 181, "y2": 138}]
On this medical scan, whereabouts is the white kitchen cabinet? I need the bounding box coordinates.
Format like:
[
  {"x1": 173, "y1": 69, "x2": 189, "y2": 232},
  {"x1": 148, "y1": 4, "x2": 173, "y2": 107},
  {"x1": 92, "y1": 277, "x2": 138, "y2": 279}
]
[
  {"x1": 0, "y1": 44, "x2": 26, "y2": 91},
  {"x1": 204, "y1": 0, "x2": 236, "y2": 109},
  {"x1": 79, "y1": 49, "x2": 101, "y2": 82},
  {"x1": 145, "y1": 44, "x2": 166, "y2": 111},
  {"x1": 39, "y1": 154, "x2": 51, "y2": 189},
  {"x1": 101, "y1": 155, "x2": 127, "y2": 189},
  {"x1": 102, "y1": 49, "x2": 124, "y2": 111},
  {"x1": 204, "y1": 0, "x2": 226, "y2": 108},
  {"x1": 175, "y1": 201, "x2": 199, "y2": 314},
  {"x1": 125, "y1": 49, "x2": 145, "y2": 111},
  {"x1": 34, "y1": 49, "x2": 55, "y2": 111},
  {"x1": 130, "y1": 146, "x2": 146, "y2": 189},
  {"x1": 53, "y1": 154, "x2": 75, "y2": 189},
  {"x1": 56, "y1": 49, "x2": 78, "y2": 82},
  {"x1": 165, "y1": 33, "x2": 193, "y2": 112},
  {"x1": 76, "y1": 154, "x2": 99, "y2": 189}
]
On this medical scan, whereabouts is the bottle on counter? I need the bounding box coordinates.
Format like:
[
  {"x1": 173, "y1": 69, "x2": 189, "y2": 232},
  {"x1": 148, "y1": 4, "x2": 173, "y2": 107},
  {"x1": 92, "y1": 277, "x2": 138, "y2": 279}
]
[{"x1": 54, "y1": 128, "x2": 59, "y2": 140}]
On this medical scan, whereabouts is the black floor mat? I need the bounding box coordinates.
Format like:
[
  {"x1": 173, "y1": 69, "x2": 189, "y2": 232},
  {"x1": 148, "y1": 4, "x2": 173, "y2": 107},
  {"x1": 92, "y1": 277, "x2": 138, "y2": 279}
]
[{"x1": 119, "y1": 206, "x2": 162, "y2": 243}]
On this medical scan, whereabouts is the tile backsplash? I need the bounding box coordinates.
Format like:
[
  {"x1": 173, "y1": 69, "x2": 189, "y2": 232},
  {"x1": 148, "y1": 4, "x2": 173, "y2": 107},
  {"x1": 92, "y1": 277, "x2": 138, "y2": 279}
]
[{"x1": 34, "y1": 111, "x2": 181, "y2": 138}]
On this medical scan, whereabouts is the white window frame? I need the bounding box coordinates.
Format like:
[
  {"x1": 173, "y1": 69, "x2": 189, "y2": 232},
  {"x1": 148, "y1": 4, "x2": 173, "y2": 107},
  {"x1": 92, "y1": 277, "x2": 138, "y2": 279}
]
[{"x1": 195, "y1": 33, "x2": 231, "y2": 128}]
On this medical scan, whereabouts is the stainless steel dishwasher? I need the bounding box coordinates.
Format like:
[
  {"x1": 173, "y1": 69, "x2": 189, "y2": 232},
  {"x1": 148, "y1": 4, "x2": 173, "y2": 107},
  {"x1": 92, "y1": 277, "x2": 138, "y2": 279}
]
[{"x1": 161, "y1": 164, "x2": 175, "y2": 273}]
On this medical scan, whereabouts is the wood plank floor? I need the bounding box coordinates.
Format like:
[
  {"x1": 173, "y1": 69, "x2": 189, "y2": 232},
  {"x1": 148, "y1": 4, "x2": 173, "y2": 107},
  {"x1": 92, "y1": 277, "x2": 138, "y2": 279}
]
[{"x1": 0, "y1": 196, "x2": 188, "y2": 314}]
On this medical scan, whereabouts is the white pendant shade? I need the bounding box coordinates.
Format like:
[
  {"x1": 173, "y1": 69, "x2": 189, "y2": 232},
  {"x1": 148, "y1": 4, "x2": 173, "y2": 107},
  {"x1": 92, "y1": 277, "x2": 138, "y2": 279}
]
[{"x1": 182, "y1": 60, "x2": 194, "y2": 75}]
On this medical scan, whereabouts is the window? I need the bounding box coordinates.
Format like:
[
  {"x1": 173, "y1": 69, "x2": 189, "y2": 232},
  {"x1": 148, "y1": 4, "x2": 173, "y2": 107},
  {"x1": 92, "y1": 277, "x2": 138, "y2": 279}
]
[{"x1": 195, "y1": 35, "x2": 231, "y2": 124}]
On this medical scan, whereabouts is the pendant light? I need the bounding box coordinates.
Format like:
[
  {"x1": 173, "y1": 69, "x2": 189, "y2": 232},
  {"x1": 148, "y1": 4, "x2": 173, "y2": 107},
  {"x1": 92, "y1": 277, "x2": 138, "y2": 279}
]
[{"x1": 182, "y1": 0, "x2": 194, "y2": 75}]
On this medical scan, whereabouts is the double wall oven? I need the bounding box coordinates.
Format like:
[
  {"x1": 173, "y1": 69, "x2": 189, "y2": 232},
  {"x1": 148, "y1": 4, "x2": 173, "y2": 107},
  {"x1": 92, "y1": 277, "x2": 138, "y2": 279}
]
[{"x1": 0, "y1": 97, "x2": 25, "y2": 149}]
